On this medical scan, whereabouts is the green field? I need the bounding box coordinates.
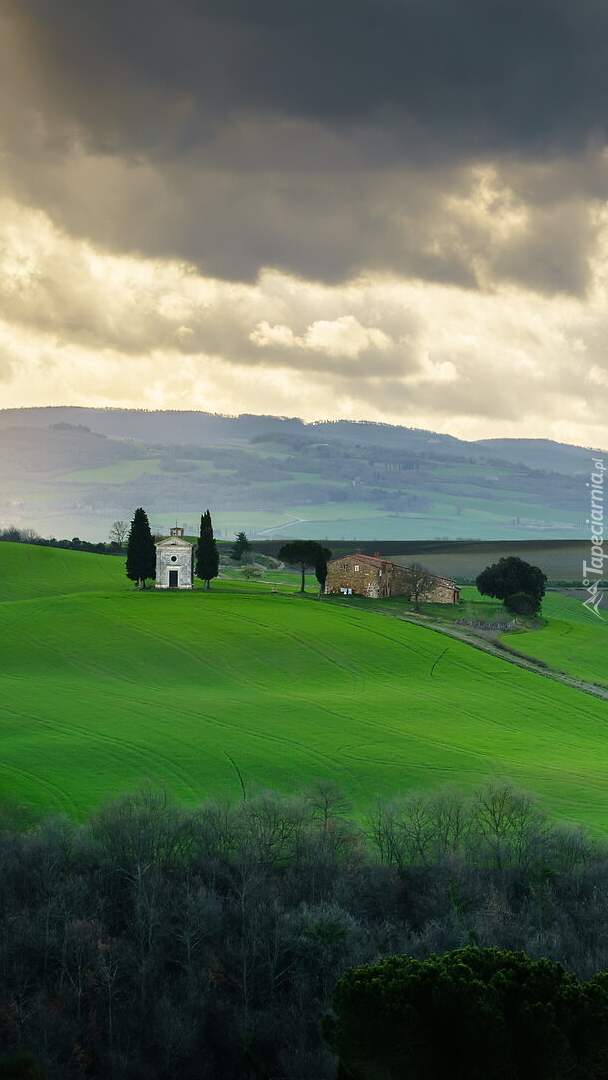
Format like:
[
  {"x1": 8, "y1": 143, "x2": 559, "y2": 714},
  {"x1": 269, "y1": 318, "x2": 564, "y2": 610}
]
[
  {"x1": 3, "y1": 542, "x2": 608, "y2": 830},
  {"x1": 504, "y1": 590, "x2": 608, "y2": 686}
]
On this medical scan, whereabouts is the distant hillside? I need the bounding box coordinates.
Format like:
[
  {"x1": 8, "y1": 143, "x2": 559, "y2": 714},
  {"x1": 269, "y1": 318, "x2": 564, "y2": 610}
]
[
  {"x1": 0, "y1": 407, "x2": 599, "y2": 542},
  {"x1": 0, "y1": 407, "x2": 600, "y2": 473}
]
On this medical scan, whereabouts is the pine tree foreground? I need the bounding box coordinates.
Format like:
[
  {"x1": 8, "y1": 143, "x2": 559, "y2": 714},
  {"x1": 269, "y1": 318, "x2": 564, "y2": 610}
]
[
  {"x1": 323, "y1": 947, "x2": 608, "y2": 1080},
  {"x1": 196, "y1": 509, "x2": 219, "y2": 588}
]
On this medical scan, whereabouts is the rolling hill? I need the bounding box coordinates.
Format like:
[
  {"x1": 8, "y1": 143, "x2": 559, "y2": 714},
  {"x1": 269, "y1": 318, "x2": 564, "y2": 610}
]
[
  {"x1": 0, "y1": 407, "x2": 597, "y2": 542},
  {"x1": 2, "y1": 542, "x2": 608, "y2": 831}
]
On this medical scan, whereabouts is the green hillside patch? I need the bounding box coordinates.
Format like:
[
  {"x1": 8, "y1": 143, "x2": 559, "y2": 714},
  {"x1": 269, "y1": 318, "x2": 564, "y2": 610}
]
[
  {"x1": 501, "y1": 590, "x2": 608, "y2": 686},
  {"x1": 54, "y1": 457, "x2": 164, "y2": 482},
  {"x1": 0, "y1": 542, "x2": 123, "y2": 601},
  {"x1": 2, "y1": 545, "x2": 608, "y2": 828}
]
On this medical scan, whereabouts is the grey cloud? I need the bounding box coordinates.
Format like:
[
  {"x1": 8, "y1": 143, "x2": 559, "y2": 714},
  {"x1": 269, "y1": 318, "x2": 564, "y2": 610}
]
[
  {"x1": 20, "y1": 0, "x2": 608, "y2": 159},
  {"x1": 489, "y1": 199, "x2": 597, "y2": 295},
  {"x1": 0, "y1": 206, "x2": 424, "y2": 376},
  {"x1": 3, "y1": 0, "x2": 608, "y2": 291},
  {"x1": 1, "y1": 136, "x2": 486, "y2": 284}
]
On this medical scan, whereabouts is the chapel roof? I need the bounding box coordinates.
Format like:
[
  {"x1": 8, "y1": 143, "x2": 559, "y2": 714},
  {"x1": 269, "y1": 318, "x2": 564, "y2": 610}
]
[{"x1": 155, "y1": 535, "x2": 194, "y2": 548}]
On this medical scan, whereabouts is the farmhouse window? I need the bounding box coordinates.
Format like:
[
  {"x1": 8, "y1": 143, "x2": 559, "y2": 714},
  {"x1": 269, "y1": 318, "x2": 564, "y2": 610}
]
[{"x1": 354, "y1": 564, "x2": 360, "y2": 571}]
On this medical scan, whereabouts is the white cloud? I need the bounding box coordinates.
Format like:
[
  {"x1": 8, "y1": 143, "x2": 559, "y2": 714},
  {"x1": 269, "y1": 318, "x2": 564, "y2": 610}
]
[
  {"x1": 303, "y1": 316, "x2": 391, "y2": 357},
  {"x1": 249, "y1": 322, "x2": 298, "y2": 348},
  {"x1": 1, "y1": 194, "x2": 608, "y2": 447},
  {"x1": 249, "y1": 315, "x2": 391, "y2": 357}
]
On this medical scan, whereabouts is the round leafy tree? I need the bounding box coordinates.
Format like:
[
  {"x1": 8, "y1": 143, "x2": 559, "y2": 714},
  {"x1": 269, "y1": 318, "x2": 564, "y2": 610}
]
[
  {"x1": 476, "y1": 556, "x2": 547, "y2": 612},
  {"x1": 278, "y1": 540, "x2": 329, "y2": 592},
  {"x1": 323, "y1": 947, "x2": 608, "y2": 1080},
  {"x1": 504, "y1": 591, "x2": 542, "y2": 617}
]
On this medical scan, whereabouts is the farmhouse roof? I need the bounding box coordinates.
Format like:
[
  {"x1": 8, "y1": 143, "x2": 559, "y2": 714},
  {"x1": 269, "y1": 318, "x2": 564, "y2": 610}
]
[{"x1": 330, "y1": 552, "x2": 457, "y2": 585}]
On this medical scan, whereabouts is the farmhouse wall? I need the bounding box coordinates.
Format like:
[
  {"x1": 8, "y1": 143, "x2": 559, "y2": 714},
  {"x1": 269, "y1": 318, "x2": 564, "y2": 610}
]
[
  {"x1": 326, "y1": 554, "x2": 460, "y2": 603},
  {"x1": 327, "y1": 556, "x2": 392, "y2": 598}
]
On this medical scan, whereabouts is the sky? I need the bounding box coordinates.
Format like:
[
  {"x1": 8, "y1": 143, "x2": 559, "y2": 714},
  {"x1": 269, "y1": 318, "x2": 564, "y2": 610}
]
[{"x1": 2, "y1": 0, "x2": 608, "y2": 446}]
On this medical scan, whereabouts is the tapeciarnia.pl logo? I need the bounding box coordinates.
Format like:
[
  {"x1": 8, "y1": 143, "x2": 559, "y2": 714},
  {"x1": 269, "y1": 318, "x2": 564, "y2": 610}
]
[{"x1": 582, "y1": 457, "x2": 605, "y2": 618}]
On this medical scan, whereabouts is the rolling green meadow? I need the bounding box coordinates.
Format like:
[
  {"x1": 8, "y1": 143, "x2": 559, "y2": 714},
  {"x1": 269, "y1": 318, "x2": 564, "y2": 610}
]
[
  {"x1": 503, "y1": 590, "x2": 608, "y2": 686},
  {"x1": 2, "y1": 542, "x2": 608, "y2": 831}
]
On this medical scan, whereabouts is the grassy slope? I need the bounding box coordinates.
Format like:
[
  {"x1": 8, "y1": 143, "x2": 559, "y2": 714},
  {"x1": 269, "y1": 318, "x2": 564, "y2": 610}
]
[
  {"x1": 0, "y1": 542, "x2": 124, "y2": 601},
  {"x1": 3, "y1": 544, "x2": 608, "y2": 830},
  {"x1": 503, "y1": 591, "x2": 608, "y2": 686}
]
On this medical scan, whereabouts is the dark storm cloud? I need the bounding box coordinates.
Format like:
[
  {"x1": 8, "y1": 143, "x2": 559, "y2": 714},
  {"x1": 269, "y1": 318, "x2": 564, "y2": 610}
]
[
  {"x1": 3, "y1": 0, "x2": 608, "y2": 288},
  {"x1": 20, "y1": 0, "x2": 608, "y2": 159}
]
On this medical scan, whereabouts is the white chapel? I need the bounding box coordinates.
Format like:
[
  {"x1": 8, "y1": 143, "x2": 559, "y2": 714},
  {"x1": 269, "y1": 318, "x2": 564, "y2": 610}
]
[{"x1": 155, "y1": 527, "x2": 194, "y2": 589}]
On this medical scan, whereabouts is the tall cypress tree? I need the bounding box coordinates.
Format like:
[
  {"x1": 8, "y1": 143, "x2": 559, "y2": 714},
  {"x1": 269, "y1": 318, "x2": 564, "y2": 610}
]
[
  {"x1": 125, "y1": 507, "x2": 156, "y2": 588},
  {"x1": 196, "y1": 509, "x2": 219, "y2": 589},
  {"x1": 315, "y1": 545, "x2": 332, "y2": 593}
]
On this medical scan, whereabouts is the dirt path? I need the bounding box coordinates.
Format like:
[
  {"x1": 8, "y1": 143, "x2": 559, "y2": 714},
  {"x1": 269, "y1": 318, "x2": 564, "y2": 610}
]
[{"x1": 387, "y1": 612, "x2": 608, "y2": 703}]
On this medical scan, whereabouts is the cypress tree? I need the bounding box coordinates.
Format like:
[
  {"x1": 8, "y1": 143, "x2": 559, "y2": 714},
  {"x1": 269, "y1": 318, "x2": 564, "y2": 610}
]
[
  {"x1": 125, "y1": 507, "x2": 156, "y2": 588},
  {"x1": 196, "y1": 509, "x2": 219, "y2": 588},
  {"x1": 230, "y1": 531, "x2": 251, "y2": 562},
  {"x1": 315, "y1": 545, "x2": 331, "y2": 593}
]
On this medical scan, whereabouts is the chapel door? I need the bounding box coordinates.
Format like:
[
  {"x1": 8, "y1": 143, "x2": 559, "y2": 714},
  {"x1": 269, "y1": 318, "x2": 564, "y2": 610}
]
[{"x1": 169, "y1": 569, "x2": 179, "y2": 588}]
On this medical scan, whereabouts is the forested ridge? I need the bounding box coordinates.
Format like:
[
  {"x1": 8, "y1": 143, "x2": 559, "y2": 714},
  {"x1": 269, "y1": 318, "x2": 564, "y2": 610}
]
[{"x1": 3, "y1": 782, "x2": 608, "y2": 1079}]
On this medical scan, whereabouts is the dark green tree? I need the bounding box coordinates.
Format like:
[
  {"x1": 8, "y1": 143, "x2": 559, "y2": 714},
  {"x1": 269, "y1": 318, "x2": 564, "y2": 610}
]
[
  {"x1": 278, "y1": 540, "x2": 327, "y2": 592},
  {"x1": 476, "y1": 556, "x2": 547, "y2": 614},
  {"x1": 504, "y1": 591, "x2": 543, "y2": 617},
  {"x1": 323, "y1": 947, "x2": 608, "y2": 1080},
  {"x1": 315, "y1": 545, "x2": 332, "y2": 593},
  {"x1": 125, "y1": 507, "x2": 156, "y2": 588},
  {"x1": 230, "y1": 531, "x2": 251, "y2": 562},
  {"x1": 196, "y1": 509, "x2": 219, "y2": 589},
  {"x1": 0, "y1": 1052, "x2": 48, "y2": 1079}
]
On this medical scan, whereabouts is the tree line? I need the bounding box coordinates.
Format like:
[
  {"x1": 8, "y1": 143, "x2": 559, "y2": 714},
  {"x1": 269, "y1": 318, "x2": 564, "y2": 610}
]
[
  {"x1": 2, "y1": 781, "x2": 608, "y2": 1079},
  {"x1": 0, "y1": 527, "x2": 108, "y2": 555}
]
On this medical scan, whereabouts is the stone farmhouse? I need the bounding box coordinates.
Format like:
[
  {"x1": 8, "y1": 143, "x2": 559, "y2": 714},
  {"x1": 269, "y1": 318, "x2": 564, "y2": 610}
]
[
  {"x1": 155, "y1": 527, "x2": 194, "y2": 589},
  {"x1": 326, "y1": 552, "x2": 460, "y2": 603}
]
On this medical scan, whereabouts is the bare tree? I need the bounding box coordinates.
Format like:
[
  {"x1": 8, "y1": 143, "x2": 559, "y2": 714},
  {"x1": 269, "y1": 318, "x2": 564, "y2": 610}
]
[
  {"x1": 470, "y1": 780, "x2": 548, "y2": 871},
  {"x1": 401, "y1": 562, "x2": 436, "y2": 611},
  {"x1": 108, "y1": 520, "x2": 129, "y2": 548}
]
